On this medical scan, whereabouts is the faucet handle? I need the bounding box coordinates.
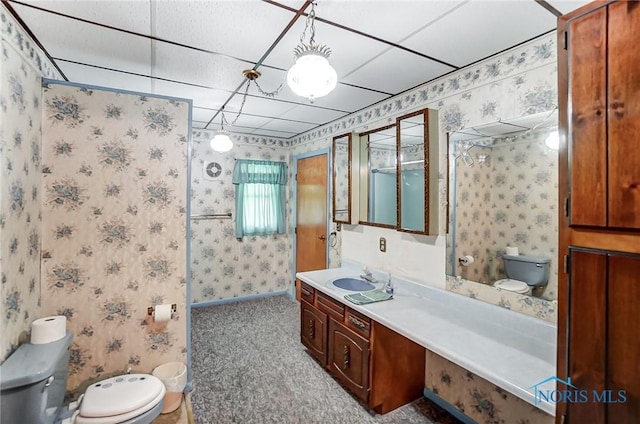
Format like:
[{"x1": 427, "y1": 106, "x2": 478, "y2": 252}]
[{"x1": 362, "y1": 266, "x2": 371, "y2": 276}]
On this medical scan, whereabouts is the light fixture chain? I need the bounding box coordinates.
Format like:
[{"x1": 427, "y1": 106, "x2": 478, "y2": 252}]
[
  {"x1": 308, "y1": 2, "x2": 316, "y2": 45},
  {"x1": 229, "y1": 81, "x2": 251, "y2": 126},
  {"x1": 253, "y1": 79, "x2": 284, "y2": 98}
]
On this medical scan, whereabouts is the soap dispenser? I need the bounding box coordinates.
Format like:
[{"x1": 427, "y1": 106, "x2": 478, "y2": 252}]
[{"x1": 384, "y1": 273, "x2": 394, "y2": 297}]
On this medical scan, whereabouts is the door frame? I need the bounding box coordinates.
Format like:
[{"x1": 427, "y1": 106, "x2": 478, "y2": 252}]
[{"x1": 291, "y1": 147, "x2": 331, "y2": 298}]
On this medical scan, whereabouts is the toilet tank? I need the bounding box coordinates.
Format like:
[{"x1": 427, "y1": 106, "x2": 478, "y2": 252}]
[
  {"x1": 0, "y1": 332, "x2": 72, "y2": 424},
  {"x1": 502, "y1": 254, "x2": 550, "y2": 287}
]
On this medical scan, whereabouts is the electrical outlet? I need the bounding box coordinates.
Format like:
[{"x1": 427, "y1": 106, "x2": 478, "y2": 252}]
[
  {"x1": 336, "y1": 223, "x2": 341, "y2": 231},
  {"x1": 379, "y1": 237, "x2": 386, "y2": 252}
]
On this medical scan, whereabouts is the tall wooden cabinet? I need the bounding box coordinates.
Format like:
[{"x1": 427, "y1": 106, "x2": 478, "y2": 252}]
[{"x1": 558, "y1": 2, "x2": 640, "y2": 423}]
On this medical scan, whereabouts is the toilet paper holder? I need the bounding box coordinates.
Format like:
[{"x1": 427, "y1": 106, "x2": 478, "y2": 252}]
[{"x1": 147, "y1": 304, "x2": 177, "y2": 316}]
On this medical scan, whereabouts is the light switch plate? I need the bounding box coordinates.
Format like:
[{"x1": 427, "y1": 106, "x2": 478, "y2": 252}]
[{"x1": 379, "y1": 237, "x2": 386, "y2": 252}]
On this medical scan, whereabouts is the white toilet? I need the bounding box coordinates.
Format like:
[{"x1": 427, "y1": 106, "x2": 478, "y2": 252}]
[
  {"x1": 494, "y1": 253, "x2": 550, "y2": 295},
  {"x1": 0, "y1": 332, "x2": 166, "y2": 424}
]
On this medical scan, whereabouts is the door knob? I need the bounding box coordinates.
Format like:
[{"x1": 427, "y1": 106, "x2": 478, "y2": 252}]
[{"x1": 318, "y1": 235, "x2": 326, "y2": 240}]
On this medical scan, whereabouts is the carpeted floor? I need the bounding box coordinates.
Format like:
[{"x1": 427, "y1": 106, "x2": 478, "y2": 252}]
[{"x1": 191, "y1": 295, "x2": 462, "y2": 424}]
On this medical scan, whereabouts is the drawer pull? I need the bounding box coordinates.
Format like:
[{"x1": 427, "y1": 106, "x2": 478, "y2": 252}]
[
  {"x1": 309, "y1": 319, "x2": 315, "y2": 339},
  {"x1": 348, "y1": 316, "x2": 367, "y2": 330},
  {"x1": 342, "y1": 345, "x2": 350, "y2": 370},
  {"x1": 301, "y1": 287, "x2": 312, "y2": 296}
]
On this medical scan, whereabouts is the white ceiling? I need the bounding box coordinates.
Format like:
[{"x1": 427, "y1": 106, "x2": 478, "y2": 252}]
[{"x1": 7, "y1": 0, "x2": 589, "y2": 140}]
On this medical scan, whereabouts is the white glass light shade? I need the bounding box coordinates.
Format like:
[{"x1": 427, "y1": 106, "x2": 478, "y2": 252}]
[
  {"x1": 210, "y1": 131, "x2": 233, "y2": 152},
  {"x1": 287, "y1": 53, "x2": 337, "y2": 101},
  {"x1": 545, "y1": 131, "x2": 559, "y2": 150}
]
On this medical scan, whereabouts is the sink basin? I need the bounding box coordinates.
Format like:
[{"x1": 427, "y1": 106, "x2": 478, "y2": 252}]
[{"x1": 331, "y1": 277, "x2": 376, "y2": 292}]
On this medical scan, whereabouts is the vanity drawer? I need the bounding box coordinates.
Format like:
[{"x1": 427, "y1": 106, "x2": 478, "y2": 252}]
[
  {"x1": 317, "y1": 292, "x2": 345, "y2": 320},
  {"x1": 345, "y1": 308, "x2": 371, "y2": 339},
  {"x1": 300, "y1": 282, "x2": 315, "y2": 304}
]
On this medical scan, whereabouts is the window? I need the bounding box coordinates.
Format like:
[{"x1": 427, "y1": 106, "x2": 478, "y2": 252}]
[{"x1": 232, "y1": 160, "x2": 287, "y2": 238}]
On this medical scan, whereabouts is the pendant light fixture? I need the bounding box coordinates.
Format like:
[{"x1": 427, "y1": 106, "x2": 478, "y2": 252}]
[
  {"x1": 287, "y1": 2, "x2": 337, "y2": 103},
  {"x1": 210, "y1": 70, "x2": 282, "y2": 153}
]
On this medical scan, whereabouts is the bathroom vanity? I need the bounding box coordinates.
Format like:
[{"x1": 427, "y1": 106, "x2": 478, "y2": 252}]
[
  {"x1": 297, "y1": 263, "x2": 557, "y2": 417},
  {"x1": 299, "y1": 282, "x2": 425, "y2": 414}
]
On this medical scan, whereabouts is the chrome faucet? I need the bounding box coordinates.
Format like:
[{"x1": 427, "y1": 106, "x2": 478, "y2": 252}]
[{"x1": 360, "y1": 267, "x2": 376, "y2": 283}]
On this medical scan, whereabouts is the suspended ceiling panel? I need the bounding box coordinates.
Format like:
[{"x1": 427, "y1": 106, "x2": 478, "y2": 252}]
[
  {"x1": 342, "y1": 47, "x2": 455, "y2": 94},
  {"x1": 546, "y1": 0, "x2": 593, "y2": 14},
  {"x1": 58, "y1": 62, "x2": 153, "y2": 95},
  {"x1": 404, "y1": 1, "x2": 556, "y2": 67},
  {"x1": 152, "y1": 1, "x2": 295, "y2": 64},
  {"x1": 21, "y1": 1, "x2": 151, "y2": 34},
  {"x1": 316, "y1": 0, "x2": 467, "y2": 45},
  {"x1": 274, "y1": 104, "x2": 348, "y2": 126},
  {"x1": 257, "y1": 118, "x2": 317, "y2": 135}
]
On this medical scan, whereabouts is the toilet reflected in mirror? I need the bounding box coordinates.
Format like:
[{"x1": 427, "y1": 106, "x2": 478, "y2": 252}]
[{"x1": 447, "y1": 110, "x2": 559, "y2": 300}]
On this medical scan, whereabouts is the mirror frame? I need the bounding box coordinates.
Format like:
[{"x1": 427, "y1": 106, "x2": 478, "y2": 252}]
[
  {"x1": 396, "y1": 108, "x2": 429, "y2": 235},
  {"x1": 332, "y1": 132, "x2": 352, "y2": 224},
  {"x1": 358, "y1": 123, "x2": 398, "y2": 229}
]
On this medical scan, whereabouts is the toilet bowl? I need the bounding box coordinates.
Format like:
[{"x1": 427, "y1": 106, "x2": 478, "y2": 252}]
[
  {"x1": 0, "y1": 332, "x2": 166, "y2": 424},
  {"x1": 494, "y1": 278, "x2": 531, "y2": 295}
]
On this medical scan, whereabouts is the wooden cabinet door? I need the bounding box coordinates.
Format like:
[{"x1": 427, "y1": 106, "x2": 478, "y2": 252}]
[
  {"x1": 567, "y1": 248, "x2": 640, "y2": 423},
  {"x1": 567, "y1": 7, "x2": 607, "y2": 227},
  {"x1": 300, "y1": 301, "x2": 328, "y2": 366},
  {"x1": 567, "y1": 3, "x2": 640, "y2": 229},
  {"x1": 607, "y1": 1, "x2": 640, "y2": 229},
  {"x1": 328, "y1": 318, "x2": 370, "y2": 402}
]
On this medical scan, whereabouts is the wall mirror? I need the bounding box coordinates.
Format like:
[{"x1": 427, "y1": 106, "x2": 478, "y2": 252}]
[
  {"x1": 446, "y1": 110, "x2": 559, "y2": 300},
  {"x1": 332, "y1": 133, "x2": 352, "y2": 223},
  {"x1": 358, "y1": 124, "x2": 397, "y2": 228},
  {"x1": 397, "y1": 108, "x2": 439, "y2": 234}
]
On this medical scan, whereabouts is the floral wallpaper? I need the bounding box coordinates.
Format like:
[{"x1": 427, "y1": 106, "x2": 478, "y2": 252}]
[
  {"x1": 425, "y1": 350, "x2": 553, "y2": 424},
  {"x1": 0, "y1": 37, "x2": 43, "y2": 361},
  {"x1": 333, "y1": 141, "x2": 349, "y2": 222},
  {"x1": 40, "y1": 82, "x2": 190, "y2": 393},
  {"x1": 454, "y1": 132, "x2": 558, "y2": 301},
  {"x1": 190, "y1": 142, "x2": 290, "y2": 304}
]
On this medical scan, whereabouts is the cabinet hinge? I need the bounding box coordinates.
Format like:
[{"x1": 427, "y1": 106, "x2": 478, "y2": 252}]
[
  {"x1": 564, "y1": 254, "x2": 571, "y2": 275},
  {"x1": 563, "y1": 31, "x2": 568, "y2": 50},
  {"x1": 564, "y1": 196, "x2": 570, "y2": 218},
  {"x1": 294, "y1": 227, "x2": 297, "y2": 235}
]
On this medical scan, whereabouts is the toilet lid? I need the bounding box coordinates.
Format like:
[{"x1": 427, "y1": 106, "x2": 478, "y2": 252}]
[
  {"x1": 79, "y1": 374, "x2": 164, "y2": 419},
  {"x1": 494, "y1": 279, "x2": 529, "y2": 294}
]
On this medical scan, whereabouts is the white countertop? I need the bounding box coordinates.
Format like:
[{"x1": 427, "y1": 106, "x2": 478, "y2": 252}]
[{"x1": 296, "y1": 264, "x2": 557, "y2": 416}]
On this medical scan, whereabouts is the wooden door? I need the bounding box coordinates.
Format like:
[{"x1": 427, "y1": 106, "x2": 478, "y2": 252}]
[
  {"x1": 328, "y1": 318, "x2": 370, "y2": 402},
  {"x1": 300, "y1": 301, "x2": 328, "y2": 366},
  {"x1": 295, "y1": 154, "x2": 328, "y2": 298}
]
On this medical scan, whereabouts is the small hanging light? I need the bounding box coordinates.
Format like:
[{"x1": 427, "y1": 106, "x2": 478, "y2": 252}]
[
  {"x1": 287, "y1": 2, "x2": 337, "y2": 103},
  {"x1": 210, "y1": 129, "x2": 233, "y2": 153}
]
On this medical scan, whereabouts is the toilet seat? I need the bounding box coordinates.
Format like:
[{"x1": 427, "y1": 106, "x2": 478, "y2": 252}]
[
  {"x1": 74, "y1": 374, "x2": 165, "y2": 424},
  {"x1": 494, "y1": 279, "x2": 530, "y2": 294}
]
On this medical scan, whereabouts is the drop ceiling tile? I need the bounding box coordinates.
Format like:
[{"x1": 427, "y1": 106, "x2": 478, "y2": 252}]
[
  {"x1": 258, "y1": 119, "x2": 317, "y2": 134},
  {"x1": 402, "y1": 1, "x2": 556, "y2": 67},
  {"x1": 152, "y1": 80, "x2": 230, "y2": 108},
  {"x1": 58, "y1": 62, "x2": 153, "y2": 94},
  {"x1": 192, "y1": 107, "x2": 216, "y2": 123},
  {"x1": 152, "y1": 42, "x2": 248, "y2": 94},
  {"x1": 546, "y1": 1, "x2": 592, "y2": 15},
  {"x1": 12, "y1": 3, "x2": 152, "y2": 76},
  {"x1": 246, "y1": 128, "x2": 296, "y2": 139},
  {"x1": 192, "y1": 121, "x2": 209, "y2": 130},
  {"x1": 316, "y1": 1, "x2": 466, "y2": 45},
  {"x1": 223, "y1": 95, "x2": 307, "y2": 121},
  {"x1": 225, "y1": 114, "x2": 274, "y2": 131},
  {"x1": 19, "y1": 1, "x2": 151, "y2": 34},
  {"x1": 342, "y1": 48, "x2": 453, "y2": 94},
  {"x1": 152, "y1": 1, "x2": 296, "y2": 63},
  {"x1": 276, "y1": 105, "x2": 348, "y2": 125}
]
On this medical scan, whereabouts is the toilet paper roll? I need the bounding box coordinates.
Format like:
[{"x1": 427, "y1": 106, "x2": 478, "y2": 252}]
[
  {"x1": 505, "y1": 246, "x2": 519, "y2": 256},
  {"x1": 459, "y1": 255, "x2": 475, "y2": 267},
  {"x1": 31, "y1": 316, "x2": 66, "y2": 344},
  {"x1": 154, "y1": 304, "x2": 173, "y2": 322}
]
